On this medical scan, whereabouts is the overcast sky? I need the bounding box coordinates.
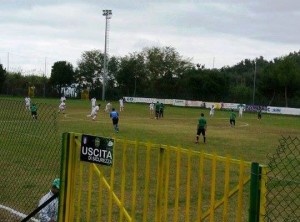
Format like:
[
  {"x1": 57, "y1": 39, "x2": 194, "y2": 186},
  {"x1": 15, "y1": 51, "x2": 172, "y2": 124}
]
[{"x1": 0, "y1": 0, "x2": 299, "y2": 76}]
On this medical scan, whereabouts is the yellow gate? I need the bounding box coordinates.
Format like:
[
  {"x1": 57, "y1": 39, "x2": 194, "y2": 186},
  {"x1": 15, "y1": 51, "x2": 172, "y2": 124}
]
[{"x1": 58, "y1": 132, "x2": 263, "y2": 222}]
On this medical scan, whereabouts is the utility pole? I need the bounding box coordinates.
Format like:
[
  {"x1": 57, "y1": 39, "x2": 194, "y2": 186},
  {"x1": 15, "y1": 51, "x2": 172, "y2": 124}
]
[
  {"x1": 43, "y1": 57, "x2": 47, "y2": 97},
  {"x1": 44, "y1": 57, "x2": 47, "y2": 76},
  {"x1": 7, "y1": 52, "x2": 9, "y2": 72},
  {"x1": 102, "y1": 9, "x2": 112, "y2": 101},
  {"x1": 252, "y1": 60, "x2": 257, "y2": 105}
]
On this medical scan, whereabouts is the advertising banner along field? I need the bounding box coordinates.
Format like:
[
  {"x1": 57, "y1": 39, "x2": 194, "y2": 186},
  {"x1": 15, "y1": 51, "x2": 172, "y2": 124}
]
[{"x1": 123, "y1": 97, "x2": 300, "y2": 116}]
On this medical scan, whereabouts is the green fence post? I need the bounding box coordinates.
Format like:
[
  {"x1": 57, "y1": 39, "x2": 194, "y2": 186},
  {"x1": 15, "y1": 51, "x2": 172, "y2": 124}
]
[{"x1": 249, "y1": 162, "x2": 260, "y2": 222}]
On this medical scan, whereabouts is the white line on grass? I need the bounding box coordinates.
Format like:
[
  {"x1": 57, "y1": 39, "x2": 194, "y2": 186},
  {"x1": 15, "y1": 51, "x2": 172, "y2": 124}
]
[{"x1": 0, "y1": 204, "x2": 39, "y2": 222}]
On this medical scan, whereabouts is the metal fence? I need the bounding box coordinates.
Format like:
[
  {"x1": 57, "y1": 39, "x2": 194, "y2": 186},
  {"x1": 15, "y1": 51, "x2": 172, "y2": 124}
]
[
  {"x1": 59, "y1": 132, "x2": 254, "y2": 222},
  {"x1": 3, "y1": 100, "x2": 298, "y2": 222},
  {"x1": 0, "y1": 98, "x2": 60, "y2": 222},
  {"x1": 264, "y1": 136, "x2": 300, "y2": 222}
]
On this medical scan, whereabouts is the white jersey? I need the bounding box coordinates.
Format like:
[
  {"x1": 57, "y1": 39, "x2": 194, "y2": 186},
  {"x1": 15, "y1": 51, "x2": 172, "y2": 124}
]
[
  {"x1": 59, "y1": 102, "x2": 66, "y2": 110},
  {"x1": 25, "y1": 97, "x2": 31, "y2": 106},
  {"x1": 119, "y1": 99, "x2": 124, "y2": 107},
  {"x1": 105, "y1": 103, "x2": 111, "y2": 112},
  {"x1": 239, "y1": 106, "x2": 244, "y2": 117},
  {"x1": 91, "y1": 105, "x2": 100, "y2": 115},
  {"x1": 149, "y1": 103, "x2": 154, "y2": 110},
  {"x1": 91, "y1": 98, "x2": 96, "y2": 108},
  {"x1": 39, "y1": 191, "x2": 58, "y2": 222},
  {"x1": 210, "y1": 106, "x2": 215, "y2": 116},
  {"x1": 119, "y1": 99, "x2": 124, "y2": 111},
  {"x1": 87, "y1": 105, "x2": 100, "y2": 120},
  {"x1": 60, "y1": 96, "x2": 66, "y2": 102}
]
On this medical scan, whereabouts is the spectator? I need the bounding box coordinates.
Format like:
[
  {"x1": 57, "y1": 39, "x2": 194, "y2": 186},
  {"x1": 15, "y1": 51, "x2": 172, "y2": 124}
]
[{"x1": 38, "y1": 178, "x2": 60, "y2": 222}]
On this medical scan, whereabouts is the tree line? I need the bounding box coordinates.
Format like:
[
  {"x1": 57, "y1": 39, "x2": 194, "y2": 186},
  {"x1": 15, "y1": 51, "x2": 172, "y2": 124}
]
[{"x1": 0, "y1": 46, "x2": 300, "y2": 107}]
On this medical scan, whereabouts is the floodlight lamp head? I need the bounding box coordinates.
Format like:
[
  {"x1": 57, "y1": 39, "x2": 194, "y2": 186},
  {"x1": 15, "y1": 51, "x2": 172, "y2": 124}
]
[{"x1": 103, "y1": 9, "x2": 112, "y2": 16}]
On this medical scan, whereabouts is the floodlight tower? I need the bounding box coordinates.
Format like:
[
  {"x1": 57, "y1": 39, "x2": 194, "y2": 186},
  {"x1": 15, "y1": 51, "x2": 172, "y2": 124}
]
[{"x1": 102, "y1": 9, "x2": 112, "y2": 101}]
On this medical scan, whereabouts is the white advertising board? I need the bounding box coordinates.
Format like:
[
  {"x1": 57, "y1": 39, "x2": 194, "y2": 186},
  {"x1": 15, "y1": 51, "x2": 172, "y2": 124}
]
[
  {"x1": 185, "y1": 100, "x2": 204, "y2": 107},
  {"x1": 267, "y1": 106, "x2": 300, "y2": 115},
  {"x1": 123, "y1": 97, "x2": 300, "y2": 116},
  {"x1": 173, "y1": 99, "x2": 186, "y2": 106}
]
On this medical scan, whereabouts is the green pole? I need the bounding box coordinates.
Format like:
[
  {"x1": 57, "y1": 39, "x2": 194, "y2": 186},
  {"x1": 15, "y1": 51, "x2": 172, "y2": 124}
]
[{"x1": 249, "y1": 162, "x2": 260, "y2": 222}]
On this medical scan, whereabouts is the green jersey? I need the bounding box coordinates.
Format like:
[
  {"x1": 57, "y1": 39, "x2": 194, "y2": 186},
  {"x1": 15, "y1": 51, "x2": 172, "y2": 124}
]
[
  {"x1": 198, "y1": 117, "x2": 207, "y2": 129},
  {"x1": 30, "y1": 105, "x2": 37, "y2": 112},
  {"x1": 159, "y1": 103, "x2": 164, "y2": 111},
  {"x1": 230, "y1": 112, "x2": 236, "y2": 120},
  {"x1": 155, "y1": 102, "x2": 160, "y2": 112}
]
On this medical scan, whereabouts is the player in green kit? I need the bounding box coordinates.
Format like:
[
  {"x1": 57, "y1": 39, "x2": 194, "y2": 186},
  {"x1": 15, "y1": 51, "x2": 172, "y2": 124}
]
[
  {"x1": 230, "y1": 109, "x2": 236, "y2": 127},
  {"x1": 195, "y1": 113, "x2": 207, "y2": 144},
  {"x1": 155, "y1": 101, "x2": 160, "y2": 119},
  {"x1": 30, "y1": 103, "x2": 38, "y2": 120}
]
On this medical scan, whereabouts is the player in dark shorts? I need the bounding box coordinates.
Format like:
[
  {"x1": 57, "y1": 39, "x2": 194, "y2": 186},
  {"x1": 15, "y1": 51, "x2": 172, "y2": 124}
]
[
  {"x1": 110, "y1": 108, "x2": 119, "y2": 132},
  {"x1": 257, "y1": 108, "x2": 262, "y2": 120},
  {"x1": 155, "y1": 101, "x2": 160, "y2": 119},
  {"x1": 195, "y1": 113, "x2": 207, "y2": 144},
  {"x1": 30, "y1": 103, "x2": 38, "y2": 120},
  {"x1": 230, "y1": 109, "x2": 236, "y2": 127}
]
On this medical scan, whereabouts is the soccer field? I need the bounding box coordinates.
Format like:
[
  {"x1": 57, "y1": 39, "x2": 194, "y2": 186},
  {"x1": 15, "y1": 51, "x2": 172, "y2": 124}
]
[
  {"x1": 1, "y1": 97, "x2": 299, "y2": 221},
  {"x1": 51, "y1": 98, "x2": 300, "y2": 165}
]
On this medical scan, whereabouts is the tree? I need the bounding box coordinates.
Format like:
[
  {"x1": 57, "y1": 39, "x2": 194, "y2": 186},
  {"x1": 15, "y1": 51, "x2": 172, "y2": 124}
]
[
  {"x1": 115, "y1": 52, "x2": 147, "y2": 97},
  {"x1": 142, "y1": 46, "x2": 193, "y2": 79},
  {"x1": 24, "y1": 75, "x2": 49, "y2": 97},
  {"x1": 141, "y1": 46, "x2": 193, "y2": 98},
  {"x1": 0, "y1": 64, "x2": 6, "y2": 94},
  {"x1": 229, "y1": 85, "x2": 252, "y2": 103},
  {"x1": 274, "y1": 54, "x2": 299, "y2": 107},
  {"x1": 259, "y1": 61, "x2": 280, "y2": 105},
  {"x1": 183, "y1": 68, "x2": 229, "y2": 101},
  {"x1": 75, "y1": 50, "x2": 104, "y2": 92},
  {"x1": 3, "y1": 72, "x2": 26, "y2": 96},
  {"x1": 75, "y1": 50, "x2": 120, "y2": 99},
  {"x1": 49, "y1": 61, "x2": 75, "y2": 95},
  {"x1": 105, "y1": 56, "x2": 120, "y2": 99}
]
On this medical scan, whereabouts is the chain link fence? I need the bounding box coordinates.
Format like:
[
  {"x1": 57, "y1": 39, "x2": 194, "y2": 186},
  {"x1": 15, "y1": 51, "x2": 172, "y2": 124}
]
[
  {"x1": 0, "y1": 98, "x2": 61, "y2": 222},
  {"x1": 265, "y1": 136, "x2": 300, "y2": 222}
]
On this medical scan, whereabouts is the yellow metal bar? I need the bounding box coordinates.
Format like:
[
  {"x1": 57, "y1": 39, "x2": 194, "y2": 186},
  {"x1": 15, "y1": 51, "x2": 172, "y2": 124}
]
[
  {"x1": 58, "y1": 133, "x2": 69, "y2": 222},
  {"x1": 76, "y1": 162, "x2": 83, "y2": 222},
  {"x1": 155, "y1": 152, "x2": 160, "y2": 222},
  {"x1": 161, "y1": 144, "x2": 252, "y2": 167},
  {"x1": 119, "y1": 139, "x2": 252, "y2": 166},
  {"x1": 222, "y1": 156, "x2": 231, "y2": 221},
  {"x1": 197, "y1": 151, "x2": 204, "y2": 222},
  {"x1": 236, "y1": 160, "x2": 245, "y2": 222},
  {"x1": 159, "y1": 148, "x2": 165, "y2": 221},
  {"x1": 185, "y1": 148, "x2": 192, "y2": 222},
  {"x1": 108, "y1": 141, "x2": 116, "y2": 222},
  {"x1": 97, "y1": 169, "x2": 103, "y2": 222},
  {"x1": 142, "y1": 142, "x2": 152, "y2": 222},
  {"x1": 201, "y1": 176, "x2": 251, "y2": 220},
  {"x1": 69, "y1": 135, "x2": 81, "y2": 221},
  {"x1": 60, "y1": 133, "x2": 82, "y2": 222},
  {"x1": 174, "y1": 146, "x2": 181, "y2": 222},
  {"x1": 92, "y1": 164, "x2": 132, "y2": 222},
  {"x1": 131, "y1": 140, "x2": 138, "y2": 222},
  {"x1": 119, "y1": 140, "x2": 128, "y2": 221},
  {"x1": 66, "y1": 133, "x2": 73, "y2": 222},
  {"x1": 66, "y1": 133, "x2": 76, "y2": 222},
  {"x1": 259, "y1": 166, "x2": 268, "y2": 222},
  {"x1": 163, "y1": 146, "x2": 170, "y2": 222},
  {"x1": 86, "y1": 164, "x2": 93, "y2": 222},
  {"x1": 209, "y1": 154, "x2": 217, "y2": 222}
]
